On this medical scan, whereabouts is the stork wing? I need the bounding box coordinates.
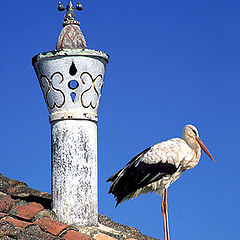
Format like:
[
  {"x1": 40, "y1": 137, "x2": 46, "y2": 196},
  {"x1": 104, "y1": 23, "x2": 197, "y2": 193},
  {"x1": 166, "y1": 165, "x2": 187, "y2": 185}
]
[
  {"x1": 107, "y1": 140, "x2": 185, "y2": 206},
  {"x1": 107, "y1": 146, "x2": 151, "y2": 183}
]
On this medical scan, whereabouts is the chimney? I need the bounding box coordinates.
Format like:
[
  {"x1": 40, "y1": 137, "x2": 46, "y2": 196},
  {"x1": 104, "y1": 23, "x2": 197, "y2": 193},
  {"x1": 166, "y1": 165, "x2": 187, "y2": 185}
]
[{"x1": 32, "y1": 1, "x2": 109, "y2": 226}]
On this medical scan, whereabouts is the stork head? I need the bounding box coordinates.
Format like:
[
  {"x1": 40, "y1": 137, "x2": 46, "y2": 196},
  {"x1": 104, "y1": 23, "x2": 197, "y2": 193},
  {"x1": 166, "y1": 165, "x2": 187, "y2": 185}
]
[{"x1": 182, "y1": 124, "x2": 215, "y2": 162}]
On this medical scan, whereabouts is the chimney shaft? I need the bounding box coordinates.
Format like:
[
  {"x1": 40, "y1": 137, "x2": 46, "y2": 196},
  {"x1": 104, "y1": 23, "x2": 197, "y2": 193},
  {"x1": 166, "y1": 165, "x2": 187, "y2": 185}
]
[{"x1": 51, "y1": 120, "x2": 98, "y2": 226}]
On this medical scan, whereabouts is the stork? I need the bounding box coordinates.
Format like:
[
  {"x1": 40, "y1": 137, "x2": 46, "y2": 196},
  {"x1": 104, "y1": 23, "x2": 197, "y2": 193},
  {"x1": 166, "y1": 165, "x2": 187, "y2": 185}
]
[{"x1": 107, "y1": 124, "x2": 215, "y2": 240}]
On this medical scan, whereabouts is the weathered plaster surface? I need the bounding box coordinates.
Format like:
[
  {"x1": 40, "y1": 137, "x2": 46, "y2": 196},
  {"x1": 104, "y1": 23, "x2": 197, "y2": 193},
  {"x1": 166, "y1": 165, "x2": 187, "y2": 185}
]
[
  {"x1": 51, "y1": 120, "x2": 98, "y2": 226},
  {"x1": 33, "y1": 49, "x2": 108, "y2": 227}
]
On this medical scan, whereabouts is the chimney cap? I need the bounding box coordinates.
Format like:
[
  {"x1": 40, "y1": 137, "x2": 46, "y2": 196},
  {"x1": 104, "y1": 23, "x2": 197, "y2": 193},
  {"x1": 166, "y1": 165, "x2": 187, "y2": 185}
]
[{"x1": 57, "y1": 1, "x2": 87, "y2": 50}]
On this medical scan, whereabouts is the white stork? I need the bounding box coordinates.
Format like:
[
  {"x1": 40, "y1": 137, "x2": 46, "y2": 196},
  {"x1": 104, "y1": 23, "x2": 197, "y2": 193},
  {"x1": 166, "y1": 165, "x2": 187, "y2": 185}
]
[{"x1": 107, "y1": 124, "x2": 215, "y2": 240}]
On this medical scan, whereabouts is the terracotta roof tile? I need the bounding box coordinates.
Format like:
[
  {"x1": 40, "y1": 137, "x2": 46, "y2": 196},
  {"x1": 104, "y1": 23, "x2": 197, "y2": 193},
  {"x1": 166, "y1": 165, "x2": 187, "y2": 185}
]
[
  {"x1": 62, "y1": 230, "x2": 91, "y2": 240},
  {"x1": 17, "y1": 232, "x2": 57, "y2": 240},
  {"x1": 0, "y1": 221, "x2": 21, "y2": 238},
  {"x1": 24, "y1": 225, "x2": 62, "y2": 240},
  {"x1": 94, "y1": 233, "x2": 116, "y2": 240},
  {"x1": 0, "y1": 173, "x2": 158, "y2": 240},
  {"x1": 0, "y1": 174, "x2": 51, "y2": 205},
  {"x1": 33, "y1": 217, "x2": 68, "y2": 236},
  {"x1": 0, "y1": 175, "x2": 25, "y2": 187},
  {"x1": 10, "y1": 201, "x2": 44, "y2": 221},
  {"x1": 0, "y1": 196, "x2": 15, "y2": 213},
  {"x1": 0, "y1": 217, "x2": 31, "y2": 229},
  {"x1": 7, "y1": 185, "x2": 31, "y2": 198}
]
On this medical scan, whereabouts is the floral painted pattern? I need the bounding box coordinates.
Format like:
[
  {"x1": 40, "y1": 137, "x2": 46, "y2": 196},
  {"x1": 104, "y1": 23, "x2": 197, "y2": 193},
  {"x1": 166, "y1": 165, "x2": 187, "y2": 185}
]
[
  {"x1": 80, "y1": 72, "x2": 103, "y2": 109},
  {"x1": 39, "y1": 72, "x2": 65, "y2": 109}
]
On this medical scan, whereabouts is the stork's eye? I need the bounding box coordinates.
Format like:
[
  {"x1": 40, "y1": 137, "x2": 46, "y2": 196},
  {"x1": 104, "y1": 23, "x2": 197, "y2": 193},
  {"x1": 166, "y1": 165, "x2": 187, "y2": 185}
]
[{"x1": 192, "y1": 129, "x2": 197, "y2": 135}]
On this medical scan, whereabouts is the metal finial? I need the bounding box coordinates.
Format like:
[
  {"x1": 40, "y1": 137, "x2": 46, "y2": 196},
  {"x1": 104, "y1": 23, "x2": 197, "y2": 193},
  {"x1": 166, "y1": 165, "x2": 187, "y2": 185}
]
[
  {"x1": 58, "y1": 1, "x2": 83, "y2": 22},
  {"x1": 76, "y1": 2, "x2": 83, "y2": 11},
  {"x1": 58, "y1": 2, "x2": 65, "y2": 11}
]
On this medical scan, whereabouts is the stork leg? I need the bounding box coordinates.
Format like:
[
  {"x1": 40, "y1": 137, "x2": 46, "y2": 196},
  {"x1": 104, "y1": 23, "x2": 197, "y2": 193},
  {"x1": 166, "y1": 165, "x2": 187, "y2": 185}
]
[
  {"x1": 164, "y1": 189, "x2": 170, "y2": 240},
  {"x1": 161, "y1": 191, "x2": 167, "y2": 240},
  {"x1": 161, "y1": 189, "x2": 170, "y2": 240}
]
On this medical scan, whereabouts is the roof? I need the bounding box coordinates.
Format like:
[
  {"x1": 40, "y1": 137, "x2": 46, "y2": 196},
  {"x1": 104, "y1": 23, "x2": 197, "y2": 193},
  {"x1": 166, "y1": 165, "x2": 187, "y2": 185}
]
[{"x1": 0, "y1": 173, "x2": 159, "y2": 240}]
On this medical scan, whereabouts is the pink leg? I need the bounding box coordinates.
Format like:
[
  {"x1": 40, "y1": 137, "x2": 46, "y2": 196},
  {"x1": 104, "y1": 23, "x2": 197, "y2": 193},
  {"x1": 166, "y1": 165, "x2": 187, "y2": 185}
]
[
  {"x1": 161, "y1": 190, "x2": 167, "y2": 240},
  {"x1": 161, "y1": 189, "x2": 170, "y2": 240},
  {"x1": 164, "y1": 189, "x2": 170, "y2": 240}
]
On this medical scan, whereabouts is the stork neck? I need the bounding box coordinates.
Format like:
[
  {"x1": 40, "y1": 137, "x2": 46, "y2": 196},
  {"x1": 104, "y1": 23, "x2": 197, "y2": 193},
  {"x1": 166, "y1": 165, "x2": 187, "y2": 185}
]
[{"x1": 183, "y1": 136, "x2": 201, "y2": 156}]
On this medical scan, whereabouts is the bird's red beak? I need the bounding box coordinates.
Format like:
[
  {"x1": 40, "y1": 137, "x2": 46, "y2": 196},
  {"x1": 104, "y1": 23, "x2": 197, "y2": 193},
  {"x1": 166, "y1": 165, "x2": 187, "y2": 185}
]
[{"x1": 196, "y1": 137, "x2": 215, "y2": 162}]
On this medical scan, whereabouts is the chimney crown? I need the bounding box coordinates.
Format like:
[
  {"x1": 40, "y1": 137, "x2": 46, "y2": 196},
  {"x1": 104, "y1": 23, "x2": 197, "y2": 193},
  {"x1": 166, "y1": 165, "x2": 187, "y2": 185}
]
[{"x1": 56, "y1": 1, "x2": 87, "y2": 50}]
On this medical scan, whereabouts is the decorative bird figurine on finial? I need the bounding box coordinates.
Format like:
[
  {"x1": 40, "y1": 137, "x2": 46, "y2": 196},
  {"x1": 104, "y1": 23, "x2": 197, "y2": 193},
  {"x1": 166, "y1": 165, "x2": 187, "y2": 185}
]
[{"x1": 107, "y1": 124, "x2": 215, "y2": 240}]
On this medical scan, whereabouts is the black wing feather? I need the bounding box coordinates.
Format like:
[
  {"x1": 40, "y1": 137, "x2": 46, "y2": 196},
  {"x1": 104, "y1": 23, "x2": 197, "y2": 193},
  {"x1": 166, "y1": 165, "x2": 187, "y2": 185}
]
[
  {"x1": 106, "y1": 146, "x2": 151, "y2": 183},
  {"x1": 107, "y1": 147, "x2": 178, "y2": 206}
]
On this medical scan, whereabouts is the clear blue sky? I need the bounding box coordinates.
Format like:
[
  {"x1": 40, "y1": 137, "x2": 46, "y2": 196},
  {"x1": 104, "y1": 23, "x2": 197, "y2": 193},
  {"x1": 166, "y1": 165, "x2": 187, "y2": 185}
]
[{"x1": 1, "y1": 0, "x2": 239, "y2": 239}]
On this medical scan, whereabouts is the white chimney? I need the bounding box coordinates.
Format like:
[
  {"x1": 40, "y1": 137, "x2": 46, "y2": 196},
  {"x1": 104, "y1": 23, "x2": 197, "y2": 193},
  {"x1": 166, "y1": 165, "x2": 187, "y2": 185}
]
[{"x1": 32, "y1": 1, "x2": 109, "y2": 226}]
